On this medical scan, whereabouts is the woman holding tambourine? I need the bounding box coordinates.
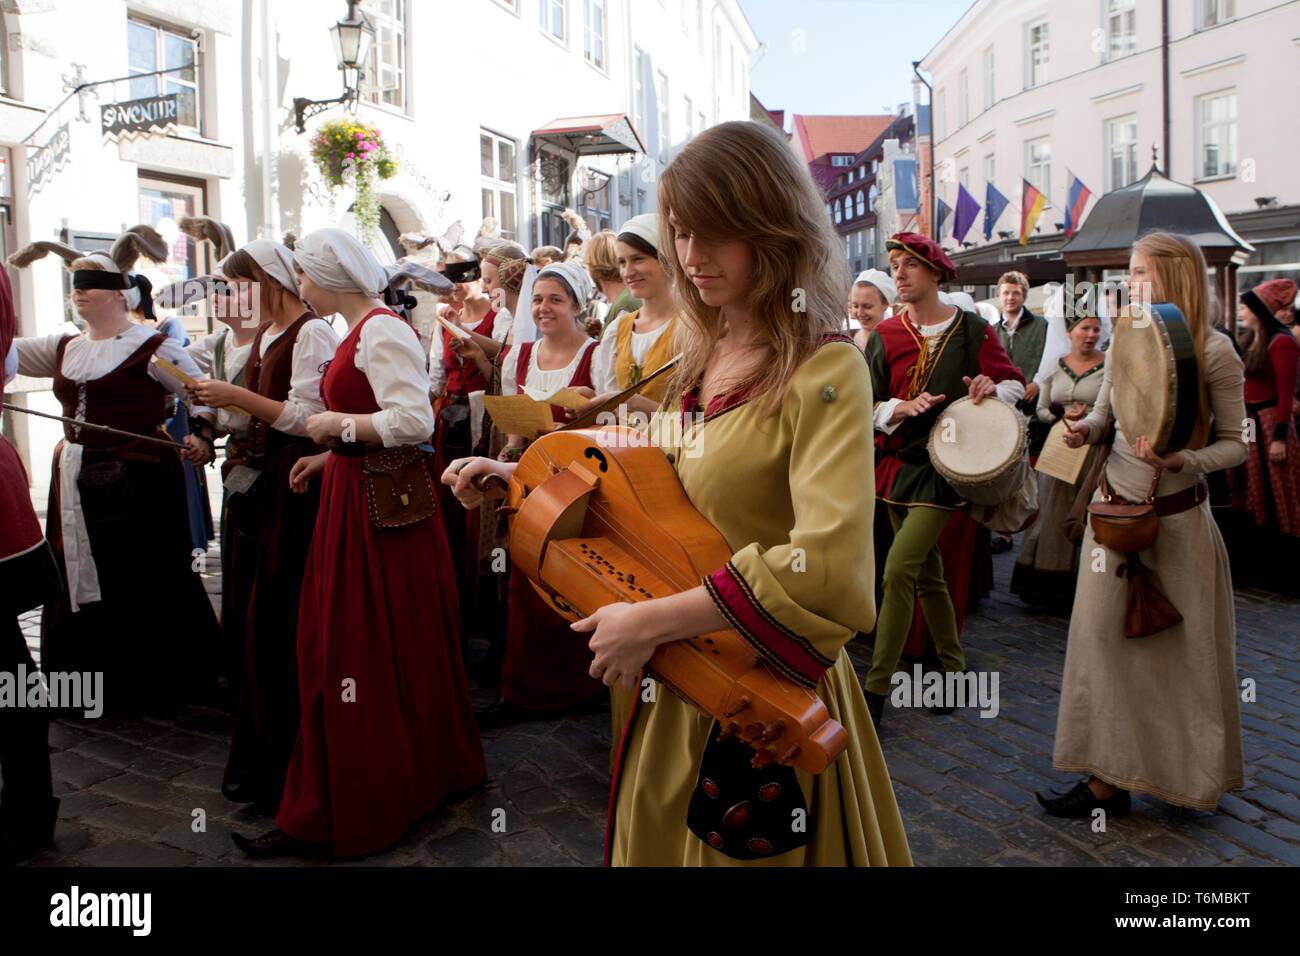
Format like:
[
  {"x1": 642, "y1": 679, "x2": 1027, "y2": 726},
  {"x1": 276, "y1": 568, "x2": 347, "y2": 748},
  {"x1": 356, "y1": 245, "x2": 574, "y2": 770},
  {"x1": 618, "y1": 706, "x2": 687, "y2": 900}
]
[{"x1": 1041, "y1": 232, "x2": 1247, "y2": 819}]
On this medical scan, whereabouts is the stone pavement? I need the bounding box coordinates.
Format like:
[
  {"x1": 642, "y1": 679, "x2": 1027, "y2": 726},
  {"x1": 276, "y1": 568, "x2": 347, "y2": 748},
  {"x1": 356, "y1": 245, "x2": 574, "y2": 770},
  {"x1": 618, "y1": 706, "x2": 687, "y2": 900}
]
[{"x1": 12, "y1": 472, "x2": 1300, "y2": 866}]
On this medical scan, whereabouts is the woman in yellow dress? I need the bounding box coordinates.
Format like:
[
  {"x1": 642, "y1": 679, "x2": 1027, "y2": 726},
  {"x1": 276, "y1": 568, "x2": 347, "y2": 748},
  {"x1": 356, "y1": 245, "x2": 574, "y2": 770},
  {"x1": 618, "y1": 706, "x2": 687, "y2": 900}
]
[{"x1": 444, "y1": 121, "x2": 910, "y2": 867}]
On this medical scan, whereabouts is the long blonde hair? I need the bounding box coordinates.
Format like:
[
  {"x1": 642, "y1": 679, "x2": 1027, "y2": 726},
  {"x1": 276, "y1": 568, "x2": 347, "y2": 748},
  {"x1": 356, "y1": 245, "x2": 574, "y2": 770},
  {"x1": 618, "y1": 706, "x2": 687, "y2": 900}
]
[
  {"x1": 1133, "y1": 231, "x2": 1214, "y2": 445},
  {"x1": 658, "y1": 121, "x2": 849, "y2": 413}
]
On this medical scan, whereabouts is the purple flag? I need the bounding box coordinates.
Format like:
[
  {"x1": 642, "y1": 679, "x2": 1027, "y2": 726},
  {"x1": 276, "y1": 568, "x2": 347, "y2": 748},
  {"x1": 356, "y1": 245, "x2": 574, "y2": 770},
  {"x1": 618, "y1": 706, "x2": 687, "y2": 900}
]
[{"x1": 952, "y1": 183, "x2": 980, "y2": 244}]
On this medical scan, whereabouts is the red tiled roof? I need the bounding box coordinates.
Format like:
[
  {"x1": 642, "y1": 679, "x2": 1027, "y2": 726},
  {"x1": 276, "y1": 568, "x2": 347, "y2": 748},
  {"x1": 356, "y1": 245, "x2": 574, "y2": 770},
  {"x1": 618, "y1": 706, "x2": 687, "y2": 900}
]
[{"x1": 793, "y1": 114, "x2": 894, "y2": 163}]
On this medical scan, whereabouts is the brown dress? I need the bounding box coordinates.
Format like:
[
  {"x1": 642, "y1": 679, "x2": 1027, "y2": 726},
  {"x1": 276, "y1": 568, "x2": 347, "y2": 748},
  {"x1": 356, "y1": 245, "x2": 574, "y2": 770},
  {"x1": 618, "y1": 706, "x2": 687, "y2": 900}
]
[
  {"x1": 42, "y1": 333, "x2": 220, "y2": 713},
  {"x1": 222, "y1": 314, "x2": 325, "y2": 806}
]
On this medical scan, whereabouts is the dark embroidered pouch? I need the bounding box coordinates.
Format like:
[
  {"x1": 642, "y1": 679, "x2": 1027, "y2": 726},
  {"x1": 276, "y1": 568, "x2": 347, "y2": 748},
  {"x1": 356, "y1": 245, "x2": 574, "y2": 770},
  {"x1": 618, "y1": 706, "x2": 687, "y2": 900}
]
[{"x1": 686, "y1": 726, "x2": 811, "y2": 861}]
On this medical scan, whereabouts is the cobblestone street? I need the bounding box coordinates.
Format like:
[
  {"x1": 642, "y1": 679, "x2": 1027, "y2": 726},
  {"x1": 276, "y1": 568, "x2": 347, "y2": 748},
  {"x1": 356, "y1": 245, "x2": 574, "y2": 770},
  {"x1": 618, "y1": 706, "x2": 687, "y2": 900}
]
[{"x1": 13, "y1": 480, "x2": 1300, "y2": 867}]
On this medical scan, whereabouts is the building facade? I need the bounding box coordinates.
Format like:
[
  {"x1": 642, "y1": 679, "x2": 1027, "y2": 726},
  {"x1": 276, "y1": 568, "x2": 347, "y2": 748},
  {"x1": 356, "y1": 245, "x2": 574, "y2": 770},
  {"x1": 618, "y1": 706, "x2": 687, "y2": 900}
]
[
  {"x1": 920, "y1": 0, "x2": 1300, "y2": 288},
  {"x1": 825, "y1": 109, "x2": 918, "y2": 276},
  {"x1": 2, "y1": 0, "x2": 760, "y2": 487}
]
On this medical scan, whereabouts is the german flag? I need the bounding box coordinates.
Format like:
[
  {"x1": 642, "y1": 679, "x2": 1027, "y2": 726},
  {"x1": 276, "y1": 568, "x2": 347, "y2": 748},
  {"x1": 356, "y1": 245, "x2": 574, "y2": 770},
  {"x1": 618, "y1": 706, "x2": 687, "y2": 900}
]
[{"x1": 1019, "y1": 179, "x2": 1047, "y2": 246}]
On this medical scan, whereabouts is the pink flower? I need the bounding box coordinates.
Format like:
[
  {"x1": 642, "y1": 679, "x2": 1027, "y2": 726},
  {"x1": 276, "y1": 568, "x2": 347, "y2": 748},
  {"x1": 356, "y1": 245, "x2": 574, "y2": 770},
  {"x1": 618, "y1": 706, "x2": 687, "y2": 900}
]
[{"x1": 346, "y1": 152, "x2": 355, "y2": 159}]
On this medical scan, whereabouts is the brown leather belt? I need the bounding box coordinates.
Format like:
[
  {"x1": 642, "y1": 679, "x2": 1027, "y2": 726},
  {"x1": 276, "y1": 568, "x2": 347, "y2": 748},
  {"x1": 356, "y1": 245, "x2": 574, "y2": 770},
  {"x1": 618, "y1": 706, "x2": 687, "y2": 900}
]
[{"x1": 1153, "y1": 482, "x2": 1208, "y2": 517}]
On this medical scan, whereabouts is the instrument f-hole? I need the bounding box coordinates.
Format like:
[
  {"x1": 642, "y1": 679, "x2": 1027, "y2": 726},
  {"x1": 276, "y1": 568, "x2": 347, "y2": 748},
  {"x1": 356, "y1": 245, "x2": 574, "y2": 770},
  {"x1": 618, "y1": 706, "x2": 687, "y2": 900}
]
[{"x1": 583, "y1": 447, "x2": 609, "y2": 472}]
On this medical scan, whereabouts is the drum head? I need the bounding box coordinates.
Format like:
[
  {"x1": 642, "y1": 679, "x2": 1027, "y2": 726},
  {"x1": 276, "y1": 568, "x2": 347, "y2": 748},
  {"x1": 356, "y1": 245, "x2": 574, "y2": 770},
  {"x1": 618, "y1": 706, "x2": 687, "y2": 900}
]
[
  {"x1": 1109, "y1": 303, "x2": 1197, "y2": 453},
  {"x1": 928, "y1": 397, "x2": 1023, "y2": 483}
]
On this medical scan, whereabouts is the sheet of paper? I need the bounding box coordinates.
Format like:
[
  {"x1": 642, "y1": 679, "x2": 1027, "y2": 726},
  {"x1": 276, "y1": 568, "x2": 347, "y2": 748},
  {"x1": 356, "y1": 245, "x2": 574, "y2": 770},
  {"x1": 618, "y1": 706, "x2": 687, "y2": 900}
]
[
  {"x1": 1035, "y1": 418, "x2": 1090, "y2": 484},
  {"x1": 482, "y1": 393, "x2": 556, "y2": 439},
  {"x1": 434, "y1": 312, "x2": 472, "y2": 340},
  {"x1": 543, "y1": 388, "x2": 589, "y2": 411}
]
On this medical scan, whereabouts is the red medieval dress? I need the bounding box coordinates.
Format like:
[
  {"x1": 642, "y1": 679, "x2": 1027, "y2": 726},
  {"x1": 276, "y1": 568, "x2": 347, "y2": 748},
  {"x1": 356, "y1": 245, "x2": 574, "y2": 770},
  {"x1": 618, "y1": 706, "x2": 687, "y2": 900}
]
[
  {"x1": 276, "y1": 308, "x2": 484, "y2": 857},
  {"x1": 500, "y1": 338, "x2": 606, "y2": 712}
]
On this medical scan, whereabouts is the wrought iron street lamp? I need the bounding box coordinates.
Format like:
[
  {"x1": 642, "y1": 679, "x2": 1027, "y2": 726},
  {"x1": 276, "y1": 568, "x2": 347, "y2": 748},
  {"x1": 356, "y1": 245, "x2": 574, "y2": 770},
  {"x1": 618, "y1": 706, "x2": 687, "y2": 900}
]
[{"x1": 292, "y1": 1, "x2": 375, "y2": 134}]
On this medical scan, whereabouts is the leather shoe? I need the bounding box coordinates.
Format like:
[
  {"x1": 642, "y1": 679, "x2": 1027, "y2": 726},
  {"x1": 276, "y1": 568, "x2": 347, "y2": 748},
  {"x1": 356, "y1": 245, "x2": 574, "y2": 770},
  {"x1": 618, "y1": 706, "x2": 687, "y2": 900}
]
[
  {"x1": 864, "y1": 691, "x2": 885, "y2": 728},
  {"x1": 1036, "y1": 780, "x2": 1131, "y2": 819},
  {"x1": 232, "y1": 828, "x2": 330, "y2": 859}
]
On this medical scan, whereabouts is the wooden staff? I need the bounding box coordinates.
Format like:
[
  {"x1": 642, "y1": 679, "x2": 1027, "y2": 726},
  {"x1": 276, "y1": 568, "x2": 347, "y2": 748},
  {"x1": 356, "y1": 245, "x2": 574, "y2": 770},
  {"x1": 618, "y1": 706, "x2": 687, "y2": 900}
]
[{"x1": 1, "y1": 402, "x2": 190, "y2": 451}]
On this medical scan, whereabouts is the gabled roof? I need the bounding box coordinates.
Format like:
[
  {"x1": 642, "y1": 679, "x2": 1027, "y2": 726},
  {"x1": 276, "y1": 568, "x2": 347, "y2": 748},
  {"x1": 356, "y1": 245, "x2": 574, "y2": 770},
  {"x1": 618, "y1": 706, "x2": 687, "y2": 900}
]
[{"x1": 793, "y1": 114, "x2": 894, "y2": 164}]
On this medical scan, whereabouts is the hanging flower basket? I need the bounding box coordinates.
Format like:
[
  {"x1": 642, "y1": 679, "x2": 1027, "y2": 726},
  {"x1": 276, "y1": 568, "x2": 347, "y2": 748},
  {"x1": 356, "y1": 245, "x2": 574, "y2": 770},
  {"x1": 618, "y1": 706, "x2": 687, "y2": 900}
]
[{"x1": 309, "y1": 119, "x2": 399, "y2": 247}]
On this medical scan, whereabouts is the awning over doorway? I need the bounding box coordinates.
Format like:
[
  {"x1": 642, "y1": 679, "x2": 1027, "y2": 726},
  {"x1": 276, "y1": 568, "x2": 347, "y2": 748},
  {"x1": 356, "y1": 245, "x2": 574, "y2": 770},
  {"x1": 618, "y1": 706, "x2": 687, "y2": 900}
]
[{"x1": 530, "y1": 114, "x2": 646, "y2": 156}]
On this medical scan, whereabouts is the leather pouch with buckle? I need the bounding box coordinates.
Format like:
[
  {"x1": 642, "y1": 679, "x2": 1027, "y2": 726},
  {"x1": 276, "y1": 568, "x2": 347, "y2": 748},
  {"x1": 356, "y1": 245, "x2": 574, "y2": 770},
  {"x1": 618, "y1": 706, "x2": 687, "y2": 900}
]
[
  {"x1": 77, "y1": 460, "x2": 130, "y2": 524},
  {"x1": 1088, "y1": 469, "x2": 1160, "y2": 554},
  {"x1": 1088, "y1": 467, "x2": 1183, "y2": 638},
  {"x1": 362, "y1": 446, "x2": 436, "y2": 530}
]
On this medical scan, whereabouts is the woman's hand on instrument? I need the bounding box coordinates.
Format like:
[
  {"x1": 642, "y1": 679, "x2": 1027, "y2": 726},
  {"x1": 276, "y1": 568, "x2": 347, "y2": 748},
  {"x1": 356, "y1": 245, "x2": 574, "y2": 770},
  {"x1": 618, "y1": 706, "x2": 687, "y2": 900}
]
[
  {"x1": 1132, "y1": 436, "x2": 1185, "y2": 472},
  {"x1": 962, "y1": 374, "x2": 997, "y2": 405},
  {"x1": 187, "y1": 378, "x2": 243, "y2": 409},
  {"x1": 1062, "y1": 420, "x2": 1089, "y2": 448},
  {"x1": 441, "y1": 456, "x2": 514, "y2": 509},
  {"x1": 182, "y1": 434, "x2": 214, "y2": 466},
  {"x1": 1269, "y1": 439, "x2": 1288, "y2": 464},
  {"x1": 888, "y1": 391, "x2": 945, "y2": 425},
  {"x1": 289, "y1": 452, "x2": 329, "y2": 492},
  {"x1": 305, "y1": 411, "x2": 344, "y2": 445},
  {"x1": 573, "y1": 602, "x2": 657, "y2": 690}
]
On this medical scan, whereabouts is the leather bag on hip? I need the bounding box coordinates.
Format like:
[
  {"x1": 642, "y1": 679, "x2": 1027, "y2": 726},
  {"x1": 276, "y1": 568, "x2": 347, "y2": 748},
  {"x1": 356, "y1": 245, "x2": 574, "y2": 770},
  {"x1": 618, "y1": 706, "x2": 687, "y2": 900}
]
[
  {"x1": 362, "y1": 446, "x2": 436, "y2": 530},
  {"x1": 1087, "y1": 468, "x2": 1161, "y2": 554}
]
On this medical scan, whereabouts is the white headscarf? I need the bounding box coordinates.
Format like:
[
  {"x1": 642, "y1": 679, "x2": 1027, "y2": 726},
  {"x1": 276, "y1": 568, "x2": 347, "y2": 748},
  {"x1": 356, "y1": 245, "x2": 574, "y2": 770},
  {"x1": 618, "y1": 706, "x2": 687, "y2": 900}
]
[
  {"x1": 618, "y1": 214, "x2": 660, "y2": 254},
  {"x1": 221, "y1": 239, "x2": 299, "y2": 296},
  {"x1": 854, "y1": 268, "x2": 898, "y2": 306},
  {"x1": 537, "y1": 261, "x2": 594, "y2": 310},
  {"x1": 941, "y1": 290, "x2": 977, "y2": 314},
  {"x1": 293, "y1": 228, "x2": 387, "y2": 297},
  {"x1": 1032, "y1": 282, "x2": 1114, "y2": 384},
  {"x1": 511, "y1": 263, "x2": 541, "y2": 346}
]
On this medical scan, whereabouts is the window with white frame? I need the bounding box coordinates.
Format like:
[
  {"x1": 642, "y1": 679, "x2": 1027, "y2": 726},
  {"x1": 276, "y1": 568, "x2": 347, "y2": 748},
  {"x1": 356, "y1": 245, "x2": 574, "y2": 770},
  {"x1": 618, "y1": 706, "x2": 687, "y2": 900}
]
[
  {"x1": 714, "y1": 25, "x2": 721, "y2": 76},
  {"x1": 1025, "y1": 137, "x2": 1052, "y2": 200},
  {"x1": 579, "y1": 168, "x2": 612, "y2": 233},
  {"x1": 855, "y1": 190, "x2": 865, "y2": 217},
  {"x1": 127, "y1": 18, "x2": 201, "y2": 131},
  {"x1": 868, "y1": 184, "x2": 878, "y2": 213},
  {"x1": 540, "y1": 0, "x2": 566, "y2": 42},
  {"x1": 1025, "y1": 19, "x2": 1049, "y2": 89},
  {"x1": 1196, "y1": 0, "x2": 1235, "y2": 29},
  {"x1": 844, "y1": 236, "x2": 851, "y2": 259},
  {"x1": 656, "y1": 70, "x2": 670, "y2": 163},
  {"x1": 480, "y1": 129, "x2": 518, "y2": 240},
  {"x1": 831, "y1": 155, "x2": 854, "y2": 167},
  {"x1": 1107, "y1": 0, "x2": 1137, "y2": 59},
  {"x1": 584, "y1": 0, "x2": 606, "y2": 69},
  {"x1": 959, "y1": 166, "x2": 970, "y2": 190},
  {"x1": 834, "y1": 199, "x2": 842, "y2": 224},
  {"x1": 983, "y1": 46, "x2": 995, "y2": 110},
  {"x1": 683, "y1": 95, "x2": 693, "y2": 140},
  {"x1": 958, "y1": 69, "x2": 969, "y2": 127},
  {"x1": 632, "y1": 48, "x2": 647, "y2": 136},
  {"x1": 362, "y1": 0, "x2": 408, "y2": 112},
  {"x1": 696, "y1": 0, "x2": 704, "y2": 54},
  {"x1": 984, "y1": 153, "x2": 996, "y2": 188},
  {"x1": 1105, "y1": 114, "x2": 1138, "y2": 190},
  {"x1": 1196, "y1": 89, "x2": 1237, "y2": 179}
]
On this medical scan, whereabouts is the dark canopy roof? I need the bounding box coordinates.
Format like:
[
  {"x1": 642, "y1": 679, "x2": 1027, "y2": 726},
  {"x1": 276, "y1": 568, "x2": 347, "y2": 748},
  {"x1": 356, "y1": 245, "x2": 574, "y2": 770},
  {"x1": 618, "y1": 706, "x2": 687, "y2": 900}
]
[{"x1": 1062, "y1": 165, "x2": 1253, "y2": 259}]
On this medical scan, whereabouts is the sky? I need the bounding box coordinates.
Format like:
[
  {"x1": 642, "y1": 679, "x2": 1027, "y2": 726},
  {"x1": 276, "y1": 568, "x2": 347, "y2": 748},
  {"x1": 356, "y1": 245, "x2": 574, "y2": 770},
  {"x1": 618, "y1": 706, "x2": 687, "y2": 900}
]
[{"x1": 738, "y1": 0, "x2": 974, "y2": 119}]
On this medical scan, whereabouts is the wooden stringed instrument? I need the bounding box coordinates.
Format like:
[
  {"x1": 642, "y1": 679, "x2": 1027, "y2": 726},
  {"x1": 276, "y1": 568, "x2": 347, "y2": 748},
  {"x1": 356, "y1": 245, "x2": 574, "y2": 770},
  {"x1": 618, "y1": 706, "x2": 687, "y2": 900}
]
[{"x1": 495, "y1": 426, "x2": 849, "y2": 775}]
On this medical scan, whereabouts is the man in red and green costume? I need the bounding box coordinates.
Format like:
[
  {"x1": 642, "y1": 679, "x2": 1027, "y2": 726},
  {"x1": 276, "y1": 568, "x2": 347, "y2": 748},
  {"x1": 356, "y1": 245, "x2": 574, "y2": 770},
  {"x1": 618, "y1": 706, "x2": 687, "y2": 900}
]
[{"x1": 863, "y1": 233, "x2": 1024, "y2": 725}]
